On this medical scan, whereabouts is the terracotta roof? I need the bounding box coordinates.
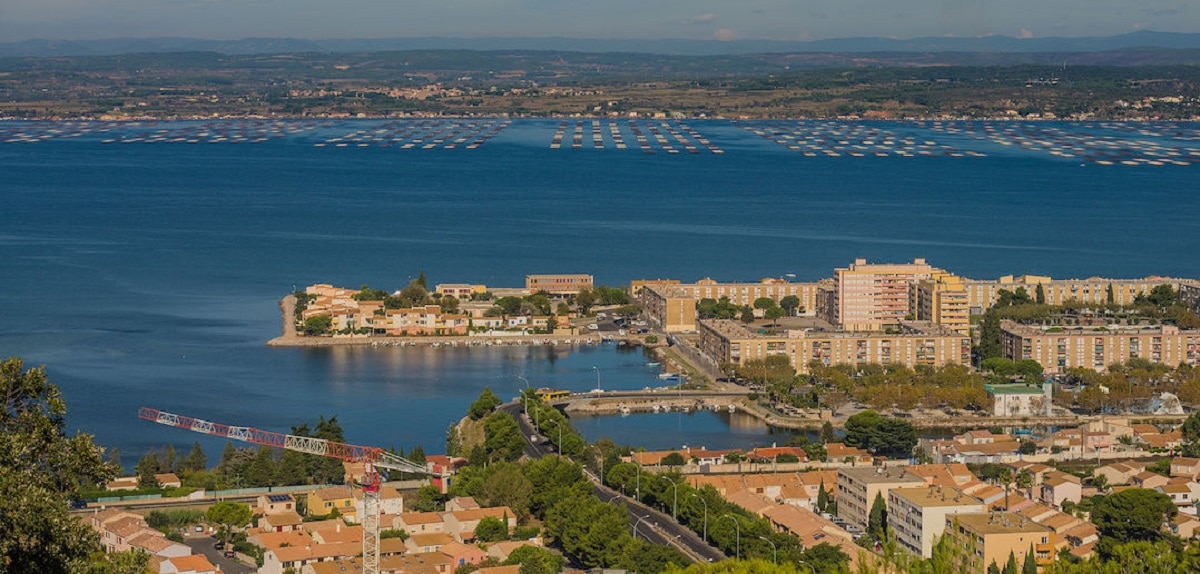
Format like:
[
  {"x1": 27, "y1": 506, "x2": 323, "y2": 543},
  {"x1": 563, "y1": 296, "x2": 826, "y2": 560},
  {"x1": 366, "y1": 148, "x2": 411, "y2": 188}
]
[
  {"x1": 448, "y1": 506, "x2": 514, "y2": 522},
  {"x1": 251, "y1": 530, "x2": 312, "y2": 550},
  {"x1": 262, "y1": 511, "x2": 304, "y2": 527},
  {"x1": 478, "y1": 566, "x2": 522, "y2": 574},
  {"x1": 725, "y1": 491, "x2": 776, "y2": 516},
  {"x1": 127, "y1": 532, "x2": 175, "y2": 553},
  {"x1": 410, "y1": 532, "x2": 454, "y2": 547},
  {"x1": 398, "y1": 511, "x2": 445, "y2": 525},
  {"x1": 165, "y1": 554, "x2": 217, "y2": 573}
]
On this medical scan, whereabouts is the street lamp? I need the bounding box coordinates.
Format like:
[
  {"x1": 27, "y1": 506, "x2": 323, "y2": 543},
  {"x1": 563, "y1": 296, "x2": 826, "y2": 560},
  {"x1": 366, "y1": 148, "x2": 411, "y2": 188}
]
[
  {"x1": 759, "y1": 536, "x2": 777, "y2": 564},
  {"x1": 797, "y1": 559, "x2": 815, "y2": 574},
  {"x1": 690, "y1": 493, "x2": 708, "y2": 542},
  {"x1": 635, "y1": 463, "x2": 641, "y2": 501},
  {"x1": 666, "y1": 477, "x2": 683, "y2": 520},
  {"x1": 720, "y1": 514, "x2": 740, "y2": 559},
  {"x1": 633, "y1": 514, "x2": 651, "y2": 539},
  {"x1": 592, "y1": 366, "x2": 601, "y2": 392},
  {"x1": 589, "y1": 444, "x2": 606, "y2": 483}
]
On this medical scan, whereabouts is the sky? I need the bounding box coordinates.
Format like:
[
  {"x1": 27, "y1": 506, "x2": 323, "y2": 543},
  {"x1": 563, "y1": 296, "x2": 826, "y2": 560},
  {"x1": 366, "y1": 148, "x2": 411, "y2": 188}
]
[{"x1": 0, "y1": 0, "x2": 1197, "y2": 43}]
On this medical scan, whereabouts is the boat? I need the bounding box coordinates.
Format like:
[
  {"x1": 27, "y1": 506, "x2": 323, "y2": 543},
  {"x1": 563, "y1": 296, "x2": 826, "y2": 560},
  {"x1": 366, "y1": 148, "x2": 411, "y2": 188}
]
[{"x1": 645, "y1": 362, "x2": 661, "y2": 367}]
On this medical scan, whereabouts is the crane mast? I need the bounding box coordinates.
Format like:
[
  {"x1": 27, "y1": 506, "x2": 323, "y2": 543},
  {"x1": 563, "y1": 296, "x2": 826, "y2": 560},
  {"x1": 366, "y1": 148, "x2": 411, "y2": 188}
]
[{"x1": 138, "y1": 407, "x2": 432, "y2": 574}]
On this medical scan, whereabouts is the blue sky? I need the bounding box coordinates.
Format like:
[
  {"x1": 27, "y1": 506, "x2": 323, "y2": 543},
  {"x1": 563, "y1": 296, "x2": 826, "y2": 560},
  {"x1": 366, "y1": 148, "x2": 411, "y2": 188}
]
[{"x1": 0, "y1": 0, "x2": 1197, "y2": 42}]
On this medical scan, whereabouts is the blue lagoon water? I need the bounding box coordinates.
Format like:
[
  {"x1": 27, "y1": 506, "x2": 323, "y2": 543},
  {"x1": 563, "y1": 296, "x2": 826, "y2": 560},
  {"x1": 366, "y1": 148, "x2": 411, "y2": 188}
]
[{"x1": 2, "y1": 119, "x2": 1197, "y2": 467}]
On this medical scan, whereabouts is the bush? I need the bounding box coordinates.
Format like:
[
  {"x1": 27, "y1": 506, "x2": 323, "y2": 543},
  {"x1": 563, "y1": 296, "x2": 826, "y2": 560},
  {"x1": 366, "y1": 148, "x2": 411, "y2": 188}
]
[{"x1": 644, "y1": 335, "x2": 659, "y2": 344}]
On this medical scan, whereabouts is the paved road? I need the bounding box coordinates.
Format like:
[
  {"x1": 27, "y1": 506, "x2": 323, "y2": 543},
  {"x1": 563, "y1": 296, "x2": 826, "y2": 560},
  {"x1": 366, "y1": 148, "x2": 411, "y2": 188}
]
[
  {"x1": 500, "y1": 403, "x2": 725, "y2": 563},
  {"x1": 182, "y1": 534, "x2": 255, "y2": 574}
]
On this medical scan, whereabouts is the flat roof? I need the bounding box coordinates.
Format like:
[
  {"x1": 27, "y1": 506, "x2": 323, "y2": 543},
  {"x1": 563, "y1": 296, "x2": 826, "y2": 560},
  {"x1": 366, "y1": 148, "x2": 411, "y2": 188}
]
[
  {"x1": 985, "y1": 384, "x2": 1044, "y2": 395},
  {"x1": 891, "y1": 487, "x2": 983, "y2": 508},
  {"x1": 954, "y1": 512, "x2": 1051, "y2": 535},
  {"x1": 838, "y1": 466, "x2": 925, "y2": 485}
]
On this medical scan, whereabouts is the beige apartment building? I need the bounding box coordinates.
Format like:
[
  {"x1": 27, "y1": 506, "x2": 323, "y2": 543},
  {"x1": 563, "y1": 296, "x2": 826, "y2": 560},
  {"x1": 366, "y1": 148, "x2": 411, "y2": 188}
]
[
  {"x1": 698, "y1": 319, "x2": 971, "y2": 374},
  {"x1": 631, "y1": 277, "x2": 824, "y2": 317},
  {"x1": 912, "y1": 272, "x2": 970, "y2": 335},
  {"x1": 963, "y1": 275, "x2": 1196, "y2": 313},
  {"x1": 639, "y1": 284, "x2": 697, "y2": 332},
  {"x1": 823, "y1": 258, "x2": 940, "y2": 331},
  {"x1": 947, "y1": 512, "x2": 1056, "y2": 573},
  {"x1": 525, "y1": 274, "x2": 593, "y2": 295},
  {"x1": 888, "y1": 487, "x2": 985, "y2": 558},
  {"x1": 1000, "y1": 320, "x2": 1200, "y2": 374},
  {"x1": 837, "y1": 466, "x2": 925, "y2": 531}
]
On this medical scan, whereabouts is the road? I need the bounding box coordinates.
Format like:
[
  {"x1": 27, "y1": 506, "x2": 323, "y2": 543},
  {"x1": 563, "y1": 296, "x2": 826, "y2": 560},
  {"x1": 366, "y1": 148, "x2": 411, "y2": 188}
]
[
  {"x1": 182, "y1": 533, "x2": 255, "y2": 574},
  {"x1": 499, "y1": 403, "x2": 725, "y2": 564}
]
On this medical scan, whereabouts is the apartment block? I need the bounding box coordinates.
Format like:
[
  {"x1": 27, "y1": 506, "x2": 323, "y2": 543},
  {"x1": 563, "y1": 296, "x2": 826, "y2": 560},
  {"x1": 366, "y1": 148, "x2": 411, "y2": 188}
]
[
  {"x1": 837, "y1": 466, "x2": 925, "y2": 531},
  {"x1": 639, "y1": 284, "x2": 698, "y2": 332},
  {"x1": 888, "y1": 486, "x2": 985, "y2": 558},
  {"x1": 985, "y1": 383, "x2": 1051, "y2": 417},
  {"x1": 630, "y1": 277, "x2": 825, "y2": 317},
  {"x1": 435, "y1": 283, "x2": 487, "y2": 298},
  {"x1": 525, "y1": 274, "x2": 593, "y2": 295},
  {"x1": 698, "y1": 319, "x2": 970, "y2": 374},
  {"x1": 1180, "y1": 283, "x2": 1200, "y2": 313},
  {"x1": 1000, "y1": 320, "x2": 1200, "y2": 374},
  {"x1": 947, "y1": 512, "x2": 1056, "y2": 573},
  {"x1": 824, "y1": 258, "x2": 939, "y2": 331},
  {"x1": 962, "y1": 275, "x2": 1197, "y2": 313},
  {"x1": 913, "y1": 272, "x2": 970, "y2": 335}
]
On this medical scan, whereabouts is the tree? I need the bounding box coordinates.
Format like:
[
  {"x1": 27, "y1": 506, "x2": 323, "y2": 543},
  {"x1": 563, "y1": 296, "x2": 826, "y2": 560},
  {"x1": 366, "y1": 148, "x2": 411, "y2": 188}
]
[
  {"x1": 753, "y1": 297, "x2": 777, "y2": 310},
  {"x1": 503, "y1": 545, "x2": 565, "y2": 574},
  {"x1": 740, "y1": 306, "x2": 755, "y2": 324},
  {"x1": 183, "y1": 441, "x2": 207, "y2": 474},
  {"x1": 244, "y1": 445, "x2": 277, "y2": 487},
  {"x1": 816, "y1": 480, "x2": 829, "y2": 512},
  {"x1": 1022, "y1": 545, "x2": 1037, "y2": 574},
  {"x1": 469, "y1": 388, "x2": 503, "y2": 420},
  {"x1": 780, "y1": 295, "x2": 801, "y2": 316},
  {"x1": 661, "y1": 452, "x2": 686, "y2": 466},
  {"x1": 206, "y1": 501, "x2": 251, "y2": 545},
  {"x1": 819, "y1": 421, "x2": 836, "y2": 444},
  {"x1": 409, "y1": 484, "x2": 445, "y2": 512},
  {"x1": 474, "y1": 516, "x2": 509, "y2": 542},
  {"x1": 90, "y1": 549, "x2": 152, "y2": 574},
  {"x1": 843, "y1": 410, "x2": 917, "y2": 458},
  {"x1": 408, "y1": 445, "x2": 427, "y2": 466},
  {"x1": 136, "y1": 450, "x2": 161, "y2": 488},
  {"x1": 0, "y1": 358, "x2": 120, "y2": 572},
  {"x1": 276, "y1": 449, "x2": 308, "y2": 486},
  {"x1": 302, "y1": 314, "x2": 331, "y2": 335},
  {"x1": 1035, "y1": 284, "x2": 1046, "y2": 305},
  {"x1": 480, "y1": 463, "x2": 533, "y2": 518},
  {"x1": 764, "y1": 306, "x2": 786, "y2": 324},
  {"x1": 1091, "y1": 488, "x2": 1176, "y2": 546},
  {"x1": 1018, "y1": 440, "x2": 1037, "y2": 455},
  {"x1": 484, "y1": 412, "x2": 525, "y2": 463},
  {"x1": 868, "y1": 492, "x2": 888, "y2": 539},
  {"x1": 1003, "y1": 551, "x2": 1018, "y2": 574},
  {"x1": 575, "y1": 288, "x2": 596, "y2": 313}
]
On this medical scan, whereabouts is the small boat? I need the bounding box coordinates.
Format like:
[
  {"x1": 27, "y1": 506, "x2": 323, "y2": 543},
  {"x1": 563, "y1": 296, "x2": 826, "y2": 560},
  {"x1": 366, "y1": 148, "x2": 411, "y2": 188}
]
[{"x1": 645, "y1": 362, "x2": 661, "y2": 367}]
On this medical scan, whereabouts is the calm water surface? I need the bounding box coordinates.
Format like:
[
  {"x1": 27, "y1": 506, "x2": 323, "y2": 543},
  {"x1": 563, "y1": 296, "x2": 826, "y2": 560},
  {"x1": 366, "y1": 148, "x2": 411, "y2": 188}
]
[{"x1": 2, "y1": 119, "x2": 1197, "y2": 467}]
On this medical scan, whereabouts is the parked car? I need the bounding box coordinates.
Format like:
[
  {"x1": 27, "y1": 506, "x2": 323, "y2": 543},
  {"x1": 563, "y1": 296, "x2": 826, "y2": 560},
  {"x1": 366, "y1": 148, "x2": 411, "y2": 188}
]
[
  {"x1": 223, "y1": 550, "x2": 236, "y2": 559},
  {"x1": 195, "y1": 525, "x2": 204, "y2": 533},
  {"x1": 214, "y1": 541, "x2": 225, "y2": 550}
]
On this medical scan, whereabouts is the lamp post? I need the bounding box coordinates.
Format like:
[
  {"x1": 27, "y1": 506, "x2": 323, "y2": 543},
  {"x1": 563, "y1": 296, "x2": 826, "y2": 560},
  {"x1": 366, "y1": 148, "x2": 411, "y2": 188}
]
[
  {"x1": 593, "y1": 366, "x2": 601, "y2": 392},
  {"x1": 667, "y1": 477, "x2": 682, "y2": 520},
  {"x1": 720, "y1": 514, "x2": 740, "y2": 559},
  {"x1": 690, "y1": 493, "x2": 708, "y2": 542},
  {"x1": 589, "y1": 444, "x2": 605, "y2": 483},
  {"x1": 797, "y1": 559, "x2": 815, "y2": 574},
  {"x1": 759, "y1": 536, "x2": 777, "y2": 564},
  {"x1": 633, "y1": 514, "x2": 651, "y2": 539},
  {"x1": 635, "y1": 463, "x2": 641, "y2": 501}
]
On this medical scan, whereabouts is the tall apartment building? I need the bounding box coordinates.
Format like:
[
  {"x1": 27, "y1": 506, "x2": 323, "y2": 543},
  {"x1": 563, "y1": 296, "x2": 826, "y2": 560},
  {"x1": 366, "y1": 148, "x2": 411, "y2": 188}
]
[
  {"x1": 824, "y1": 258, "x2": 940, "y2": 331},
  {"x1": 525, "y1": 274, "x2": 593, "y2": 295},
  {"x1": 888, "y1": 487, "x2": 985, "y2": 558},
  {"x1": 1181, "y1": 283, "x2": 1200, "y2": 313},
  {"x1": 698, "y1": 319, "x2": 971, "y2": 374},
  {"x1": 946, "y1": 512, "x2": 1056, "y2": 573},
  {"x1": 1000, "y1": 320, "x2": 1200, "y2": 374},
  {"x1": 837, "y1": 466, "x2": 925, "y2": 531},
  {"x1": 912, "y1": 272, "x2": 970, "y2": 335},
  {"x1": 962, "y1": 275, "x2": 1196, "y2": 313},
  {"x1": 639, "y1": 284, "x2": 697, "y2": 332}
]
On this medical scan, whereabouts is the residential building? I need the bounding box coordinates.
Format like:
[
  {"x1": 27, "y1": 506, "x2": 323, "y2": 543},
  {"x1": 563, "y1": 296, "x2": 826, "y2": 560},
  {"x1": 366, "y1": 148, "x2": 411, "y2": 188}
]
[
  {"x1": 258, "y1": 494, "x2": 297, "y2": 515},
  {"x1": 985, "y1": 383, "x2": 1051, "y2": 417},
  {"x1": 525, "y1": 274, "x2": 593, "y2": 295},
  {"x1": 824, "y1": 258, "x2": 939, "y2": 331},
  {"x1": 912, "y1": 272, "x2": 971, "y2": 335},
  {"x1": 1170, "y1": 457, "x2": 1200, "y2": 480},
  {"x1": 154, "y1": 473, "x2": 182, "y2": 488},
  {"x1": 639, "y1": 284, "x2": 698, "y2": 332},
  {"x1": 698, "y1": 319, "x2": 970, "y2": 374},
  {"x1": 1039, "y1": 472, "x2": 1082, "y2": 509},
  {"x1": 761, "y1": 504, "x2": 863, "y2": 569},
  {"x1": 305, "y1": 487, "x2": 356, "y2": 521},
  {"x1": 1156, "y1": 484, "x2": 1195, "y2": 507},
  {"x1": 1000, "y1": 321, "x2": 1200, "y2": 375},
  {"x1": 1180, "y1": 283, "x2": 1200, "y2": 314},
  {"x1": 837, "y1": 466, "x2": 925, "y2": 531},
  {"x1": 946, "y1": 512, "x2": 1056, "y2": 573},
  {"x1": 434, "y1": 284, "x2": 487, "y2": 298},
  {"x1": 888, "y1": 486, "x2": 985, "y2": 558},
  {"x1": 443, "y1": 507, "x2": 516, "y2": 543},
  {"x1": 1093, "y1": 461, "x2": 1145, "y2": 487},
  {"x1": 259, "y1": 512, "x2": 304, "y2": 533},
  {"x1": 962, "y1": 275, "x2": 1196, "y2": 312},
  {"x1": 160, "y1": 555, "x2": 219, "y2": 574}
]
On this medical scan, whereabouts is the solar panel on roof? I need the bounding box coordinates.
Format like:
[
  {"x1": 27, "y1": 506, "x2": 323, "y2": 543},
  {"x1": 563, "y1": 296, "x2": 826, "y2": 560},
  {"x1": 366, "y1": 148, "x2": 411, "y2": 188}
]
[{"x1": 267, "y1": 494, "x2": 291, "y2": 502}]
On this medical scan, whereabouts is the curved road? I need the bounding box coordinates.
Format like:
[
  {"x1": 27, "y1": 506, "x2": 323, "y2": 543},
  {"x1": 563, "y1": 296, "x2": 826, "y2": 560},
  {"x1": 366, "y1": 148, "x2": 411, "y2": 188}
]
[{"x1": 499, "y1": 403, "x2": 725, "y2": 564}]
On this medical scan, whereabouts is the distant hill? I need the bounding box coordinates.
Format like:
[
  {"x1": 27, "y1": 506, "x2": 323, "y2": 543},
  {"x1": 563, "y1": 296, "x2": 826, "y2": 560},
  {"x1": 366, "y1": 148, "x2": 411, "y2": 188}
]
[{"x1": 2, "y1": 31, "x2": 1198, "y2": 58}]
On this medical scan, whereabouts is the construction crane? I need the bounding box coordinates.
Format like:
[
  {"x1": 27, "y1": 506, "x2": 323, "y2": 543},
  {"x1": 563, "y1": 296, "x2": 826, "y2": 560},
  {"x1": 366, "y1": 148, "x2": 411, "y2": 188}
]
[{"x1": 139, "y1": 407, "x2": 434, "y2": 574}]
